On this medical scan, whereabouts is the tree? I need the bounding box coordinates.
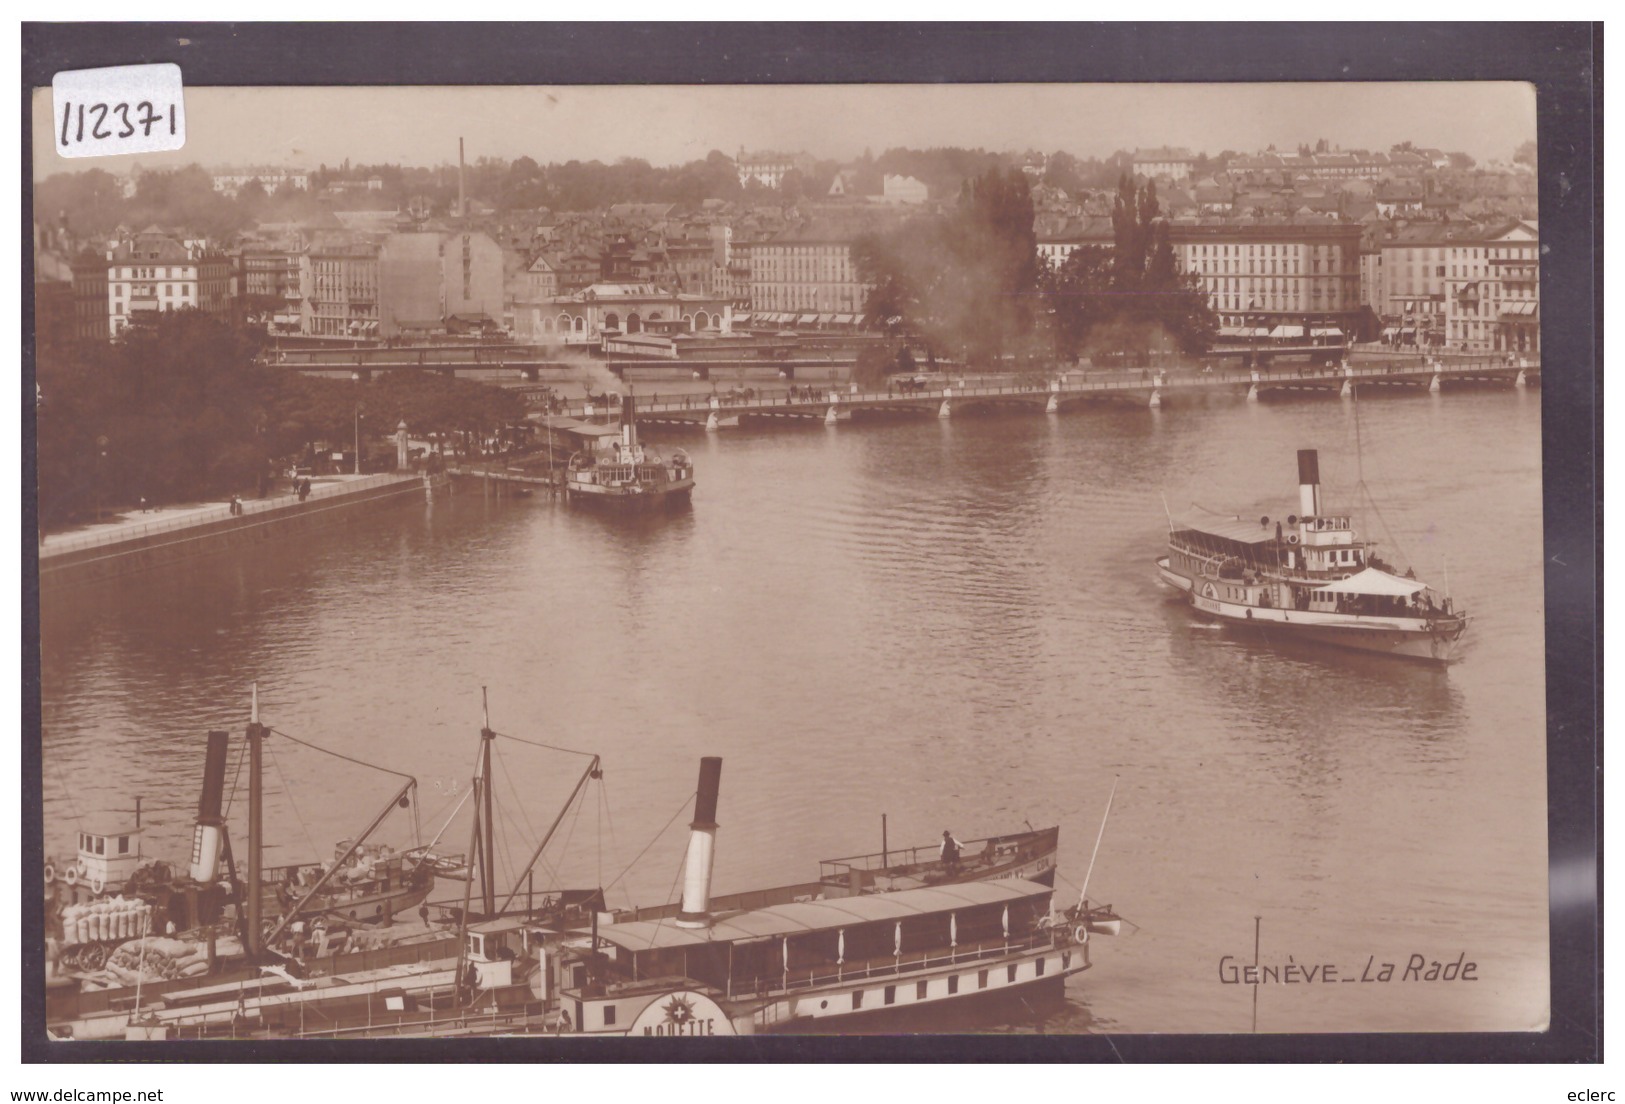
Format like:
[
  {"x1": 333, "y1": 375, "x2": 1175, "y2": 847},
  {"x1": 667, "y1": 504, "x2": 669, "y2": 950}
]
[
  {"x1": 1044, "y1": 177, "x2": 1216, "y2": 366},
  {"x1": 853, "y1": 166, "x2": 1039, "y2": 370},
  {"x1": 1513, "y1": 140, "x2": 1537, "y2": 169},
  {"x1": 1447, "y1": 151, "x2": 1477, "y2": 172}
]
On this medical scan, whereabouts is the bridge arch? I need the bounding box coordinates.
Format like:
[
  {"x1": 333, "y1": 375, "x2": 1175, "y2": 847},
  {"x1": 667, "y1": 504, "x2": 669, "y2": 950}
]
[
  {"x1": 694, "y1": 310, "x2": 711, "y2": 331},
  {"x1": 627, "y1": 313, "x2": 642, "y2": 333},
  {"x1": 604, "y1": 312, "x2": 620, "y2": 332}
]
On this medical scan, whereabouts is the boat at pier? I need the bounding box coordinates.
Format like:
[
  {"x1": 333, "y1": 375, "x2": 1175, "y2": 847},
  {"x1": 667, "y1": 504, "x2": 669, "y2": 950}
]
[
  {"x1": 564, "y1": 394, "x2": 693, "y2": 510},
  {"x1": 551, "y1": 759, "x2": 1118, "y2": 1036},
  {"x1": 45, "y1": 695, "x2": 443, "y2": 1038},
  {"x1": 1157, "y1": 449, "x2": 1469, "y2": 661}
]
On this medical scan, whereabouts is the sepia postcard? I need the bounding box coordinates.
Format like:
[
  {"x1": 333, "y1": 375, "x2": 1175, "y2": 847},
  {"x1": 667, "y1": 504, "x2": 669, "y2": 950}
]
[{"x1": 21, "y1": 23, "x2": 1598, "y2": 1069}]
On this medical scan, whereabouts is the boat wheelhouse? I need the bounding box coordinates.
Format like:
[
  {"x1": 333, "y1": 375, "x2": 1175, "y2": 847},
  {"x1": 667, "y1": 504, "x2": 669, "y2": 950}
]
[{"x1": 1157, "y1": 449, "x2": 1469, "y2": 662}]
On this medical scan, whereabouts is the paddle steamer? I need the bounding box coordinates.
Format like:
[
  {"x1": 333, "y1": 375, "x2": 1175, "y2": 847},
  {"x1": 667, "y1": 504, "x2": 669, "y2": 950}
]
[{"x1": 1157, "y1": 449, "x2": 1469, "y2": 662}]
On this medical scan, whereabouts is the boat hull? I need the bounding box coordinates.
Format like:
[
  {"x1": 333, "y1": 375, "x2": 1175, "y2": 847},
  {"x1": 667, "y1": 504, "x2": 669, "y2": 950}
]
[
  {"x1": 565, "y1": 481, "x2": 694, "y2": 511},
  {"x1": 1185, "y1": 588, "x2": 1467, "y2": 663}
]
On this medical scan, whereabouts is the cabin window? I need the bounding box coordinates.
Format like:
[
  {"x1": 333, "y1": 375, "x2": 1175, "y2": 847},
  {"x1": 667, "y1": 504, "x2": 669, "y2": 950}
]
[
  {"x1": 602, "y1": 1004, "x2": 616, "y2": 1027},
  {"x1": 978, "y1": 969, "x2": 989, "y2": 990},
  {"x1": 884, "y1": 985, "x2": 896, "y2": 1006},
  {"x1": 118, "y1": 836, "x2": 130, "y2": 855},
  {"x1": 1036, "y1": 957, "x2": 1046, "y2": 976},
  {"x1": 1063, "y1": 952, "x2": 1072, "y2": 970},
  {"x1": 852, "y1": 990, "x2": 863, "y2": 1010},
  {"x1": 1007, "y1": 964, "x2": 1018, "y2": 983},
  {"x1": 948, "y1": 975, "x2": 959, "y2": 995},
  {"x1": 917, "y1": 980, "x2": 929, "y2": 1000},
  {"x1": 94, "y1": 836, "x2": 105, "y2": 855}
]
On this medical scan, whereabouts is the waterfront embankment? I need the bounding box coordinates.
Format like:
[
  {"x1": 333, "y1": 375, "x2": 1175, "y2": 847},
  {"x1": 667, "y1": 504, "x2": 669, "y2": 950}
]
[{"x1": 37, "y1": 472, "x2": 443, "y2": 590}]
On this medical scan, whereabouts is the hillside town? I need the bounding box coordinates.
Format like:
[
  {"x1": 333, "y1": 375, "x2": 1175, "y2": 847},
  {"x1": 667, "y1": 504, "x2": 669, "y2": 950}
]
[{"x1": 35, "y1": 140, "x2": 1540, "y2": 360}]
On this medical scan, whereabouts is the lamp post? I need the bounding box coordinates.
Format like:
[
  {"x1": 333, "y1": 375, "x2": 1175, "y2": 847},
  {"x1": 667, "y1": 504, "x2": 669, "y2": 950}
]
[
  {"x1": 350, "y1": 372, "x2": 363, "y2": 475},
  {"x1": 95, "y1": 435, "x2": 108, "y2": 521}
]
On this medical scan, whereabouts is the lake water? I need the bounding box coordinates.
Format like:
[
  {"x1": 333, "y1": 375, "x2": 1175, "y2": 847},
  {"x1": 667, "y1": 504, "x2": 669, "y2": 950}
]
[{"x1": 37, "y1": 385, "x2": 1548, "y2": 1034}]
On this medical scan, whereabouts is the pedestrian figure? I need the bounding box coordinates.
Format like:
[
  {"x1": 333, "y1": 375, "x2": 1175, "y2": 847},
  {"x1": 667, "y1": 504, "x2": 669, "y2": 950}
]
[
  {"x1": 139, "y1": 497, "x2": 147, "y2": 513},
  {"x1": 940, "y1": 830, "x2": 964, "y2": 871}
]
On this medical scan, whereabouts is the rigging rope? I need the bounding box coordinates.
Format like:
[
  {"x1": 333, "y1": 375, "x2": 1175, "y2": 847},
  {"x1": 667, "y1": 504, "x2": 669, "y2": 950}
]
[
  {"x1": 268, "y1": 727, "x2": 416, "y2": 782},
  {"x1": 603, "y1": 791, "x2": 694, "y2": 898},
  {"x1": 489, "y1": 730, "x2": 597, "y2": 761},
  {"x1": 266, "y1": 738, "x2": 321, "y2": 862},
  {"x1": 416, "y1": 786, "x2": 473, "y2": 852},
  {"x1": 221, "y1": 729, "x2": 247, "y2": 819}
]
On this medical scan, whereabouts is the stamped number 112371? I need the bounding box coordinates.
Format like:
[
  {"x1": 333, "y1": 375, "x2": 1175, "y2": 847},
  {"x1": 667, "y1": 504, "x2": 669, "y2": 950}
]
[{"x1": 50, "y1": 63, "x2": 186, "y2": 158}]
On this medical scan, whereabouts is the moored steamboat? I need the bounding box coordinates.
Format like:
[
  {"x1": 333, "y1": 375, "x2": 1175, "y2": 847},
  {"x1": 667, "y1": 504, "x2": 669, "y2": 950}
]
[{"x1": 1157, "y1": 449, "x2": 1469, "y2": 662}]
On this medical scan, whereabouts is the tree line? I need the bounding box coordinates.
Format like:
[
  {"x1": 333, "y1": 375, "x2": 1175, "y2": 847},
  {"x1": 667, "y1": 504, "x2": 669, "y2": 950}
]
[{"x1": 34, "y1": 311, "x2": 523, "y2": 529}]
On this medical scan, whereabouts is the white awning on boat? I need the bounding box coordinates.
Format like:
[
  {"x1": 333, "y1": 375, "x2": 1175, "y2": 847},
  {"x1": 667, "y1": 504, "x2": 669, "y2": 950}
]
[
  {"x1": 1173, "y1": 515, "x2": 1280, "y2": 545},
  {"x1": 1316, "y1": 567, "x2": 1427, "y2": 597}
]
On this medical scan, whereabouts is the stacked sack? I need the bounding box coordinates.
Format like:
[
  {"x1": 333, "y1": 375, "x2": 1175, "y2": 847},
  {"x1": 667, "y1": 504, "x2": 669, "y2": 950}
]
[
  {"x1": 105, "y1": 936, "x2": 211, "y2": 986},
  {"x1": 60, "y1": 897, "x2": 153, "y2": 945}
]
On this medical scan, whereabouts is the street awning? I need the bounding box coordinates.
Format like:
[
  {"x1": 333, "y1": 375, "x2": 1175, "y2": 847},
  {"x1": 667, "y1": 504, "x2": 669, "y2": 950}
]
[
  {"x1": 835, "y1": 313, "x2": 856, "y2": 324},
  {"x1": 797, "y1": 314, "x2": 818, "y2": 324},
  {"x1": 1499, "y1": 301, "x2": 1537, "y2": 317},
  {"x1": 733, "y1": 312, "x2": 752, "y2": 323},
  {"x1": 1314, "y1": 568, "x2": 1427, "y2": 597},
  {"x1": 1310, "y1": 327, "x2": 1342, "y2": 337}
]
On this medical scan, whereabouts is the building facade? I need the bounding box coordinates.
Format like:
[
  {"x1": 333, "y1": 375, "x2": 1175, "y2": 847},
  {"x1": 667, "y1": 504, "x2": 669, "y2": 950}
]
[
  {"x1": 737, "y1": 151, "x2": 796, "y2": 190},
  {"x1": 1132, "y1": 147, "x2": 1196, "y2": 182},
  {"x1": 301, "y1": 237, "x2": 380, "y2": 338},
  {"x1": 240, "y1": 244, "x2": 305, "y2": 334},
  {"x1": 1443, "y1": 220, "x2": 1539, "y2": 354},
  {"x1": 742, "y1": 221, "x2": 876, "y2": 316},
  {"x1": 375, "y1": 230, "x2": 504, "y2": 339},
  {"x1": 106, "y1": 230, "x2": 232, "y2": 337},
  {"x1": 71, "y1": 249, "x2": 109, "y2": 343},
  {"x1": 520, "y1": 283, "x2": 733, "y2": 344},
  {"x1": 1169, "y1": 220, "x2": 1365, "y2": 335},
  {"x1": 212, "y1": 168, "x2": 310, "y2": 196}
]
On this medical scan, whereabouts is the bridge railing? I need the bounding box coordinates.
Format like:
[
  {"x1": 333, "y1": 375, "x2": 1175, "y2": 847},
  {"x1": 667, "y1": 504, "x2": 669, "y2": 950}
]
[{"x1": 544, "y1": 358, "x2": 1536, "y2": 421}]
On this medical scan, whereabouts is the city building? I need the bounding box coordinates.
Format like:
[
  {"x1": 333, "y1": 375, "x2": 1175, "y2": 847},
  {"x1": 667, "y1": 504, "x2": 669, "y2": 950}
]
[
  {"x1": 1036, "y1": 216, "x2": 1114, "y2": 268},
  {"x1": 106, "y1": 229, "x2": 232, "y2": 337},
  {"x1": 881, "y1": 175, "x2": 930, "y2": 204},
  {"x1": 376, "y1": 230, "x2": 504, "y2": 339},
  {"x1": 239, "y1": 241, "x2": 305, "y2": 334},
  {"x1": 522, "y1": 283, "x2": 733, "y2": 344},
  {"x1": 1132, "y1": 147, "x2": 1197, "y2": 182},
  {"x1": 737, "y1": 150, "x2": 796, "y2": 190},
  {"x1": 300, "y1": 236, "x2": 380, "y2": 338},
  {"x1": 742, "y1": 219, "x2": 883, "y2": 316},
  {"x1": 71, "y1": 249, "x2": 109, "y2": 343},
  {"x1": 1371, "y1": 222, "x2": 1458, "y2": 347},
  {"x1": 1443, "y1": 219, "x2": 1539, "y2": 354},
  {"x1": 211, "y1": 167, "x2": 310, "y2": 196},
  {"x1": 1168, "y1": 219, "x2": 1366, "y2": 337}
]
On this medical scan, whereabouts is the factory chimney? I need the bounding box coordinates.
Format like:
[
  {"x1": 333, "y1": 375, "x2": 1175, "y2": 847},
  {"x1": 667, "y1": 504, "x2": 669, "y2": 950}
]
[
  {"x1": 458, "y1": 137, "x2": 466, "y2": 220},
  {"x1": 674, "y1": 757, "x2": 723, "y2": 928}
]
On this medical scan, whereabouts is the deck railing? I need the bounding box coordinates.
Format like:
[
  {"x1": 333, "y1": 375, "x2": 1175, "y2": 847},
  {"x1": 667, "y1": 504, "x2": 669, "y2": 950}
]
[{"x1": 726, "y1": 930, "x2": 1065, "y2": 1001}]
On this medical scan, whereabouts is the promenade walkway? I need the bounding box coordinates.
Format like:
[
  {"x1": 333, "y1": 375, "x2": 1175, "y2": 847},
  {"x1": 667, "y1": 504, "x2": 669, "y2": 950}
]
[{"x1": 39, "y1": 473, "x2": 413, "y2": 559}]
